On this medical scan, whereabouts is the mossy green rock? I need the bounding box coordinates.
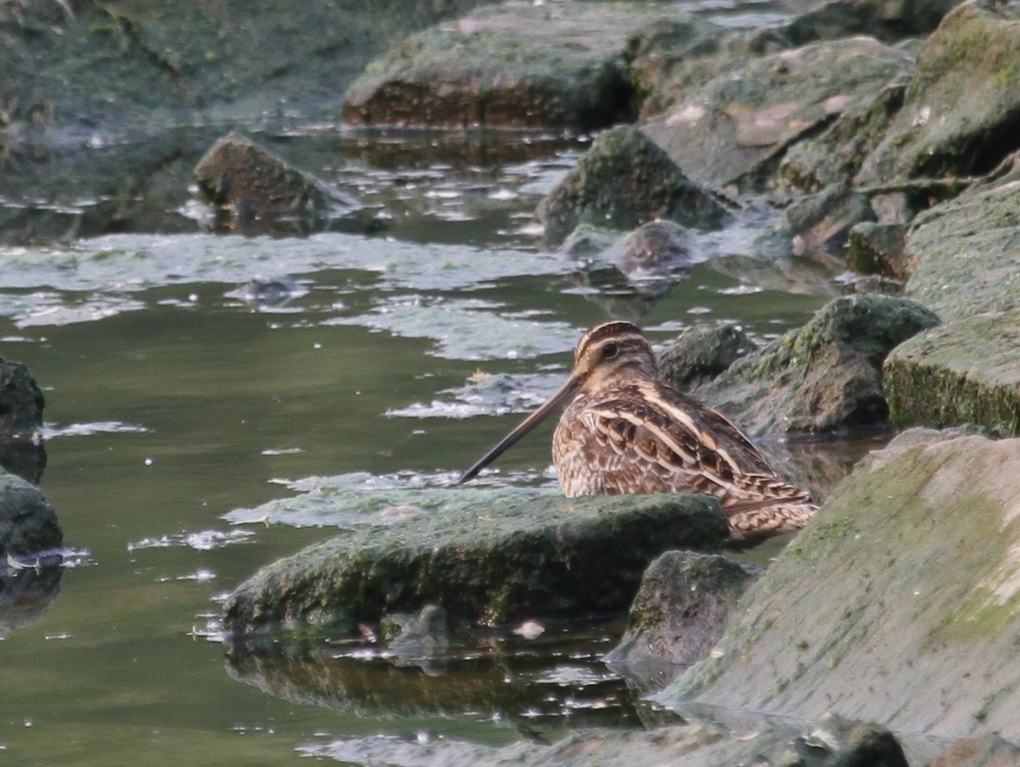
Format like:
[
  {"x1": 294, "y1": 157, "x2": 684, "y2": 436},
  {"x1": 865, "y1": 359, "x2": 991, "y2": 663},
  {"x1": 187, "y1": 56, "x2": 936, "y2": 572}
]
[
  {"x1": 342, "y1": 3, "x2": 666, "y2": 130},
  {"x1": 692, "y1": 293, "x2": 940, "y2": 435},
  {"x1": 642, "y1": 36, "x2": 912, "y2": 189},
  {"x1": 537, "y1": 126, "x2": 729, "y2": 247},
  {"x1": 884, "y1": 310, "x2": 1020, "y2": 434},
  {"x1": 847, "y1": 221, "x2": 908, "y2": 279},
  {"x1": 904, "y1": 158, "x2": 1020, "y2": 321},
  {"x1": 604, "y1": 550, "x2": 760, "y2": 670},
  {"x1": 658, "y1": 322, "x2": 755, "y2": 390},
  {"x1": 882, "y1": 155, "x2": 1020, "y2": 434},
  {"x1": 856, "y1": 2, "x2": 1020, "y2": 185},
  {"x1": 223, "y1": 489, "x2": 727, "y2": 636},
  {"x1": 659, "y1": 429, "x2": 1020, "y2": 741}
]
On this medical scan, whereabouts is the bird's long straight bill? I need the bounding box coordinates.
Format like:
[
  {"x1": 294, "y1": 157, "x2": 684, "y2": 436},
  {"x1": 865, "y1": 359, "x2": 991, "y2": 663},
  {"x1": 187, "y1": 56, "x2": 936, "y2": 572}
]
[{"x1": 458, "y1": 376, "x2": 580, "y2": 485}]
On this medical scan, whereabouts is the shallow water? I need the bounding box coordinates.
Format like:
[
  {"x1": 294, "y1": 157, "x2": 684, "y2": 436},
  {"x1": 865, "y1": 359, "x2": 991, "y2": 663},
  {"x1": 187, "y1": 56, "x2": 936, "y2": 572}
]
[{"x1": 0, "y1": 125, "x2": 875, "y2": 765}]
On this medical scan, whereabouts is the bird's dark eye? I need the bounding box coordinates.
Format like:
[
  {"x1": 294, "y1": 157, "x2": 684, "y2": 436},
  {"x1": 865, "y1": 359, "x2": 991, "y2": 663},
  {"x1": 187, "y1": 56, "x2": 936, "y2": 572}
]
[{"x1": 602, "y1": 343, "x2": 618, "y2": 359}]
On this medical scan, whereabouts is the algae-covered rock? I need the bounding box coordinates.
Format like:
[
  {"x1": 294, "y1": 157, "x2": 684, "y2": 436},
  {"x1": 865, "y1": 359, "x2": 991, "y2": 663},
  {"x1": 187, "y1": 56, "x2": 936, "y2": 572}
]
[
  {"x1": 884, "y1": 310, "x2": 1020, "y2": 434},
  {"x1": 194, "y1": 132, "x2": 357, "y2": 235},
  {"x1": 537, "y1": 126, "x2": 729, "y2": 247},
  {"x1": 784, "y1": 0, "x2": 960, "y2": 45},
  {"x1": 0, "y1": 470, "x2": 62, "y2": 558},
  {"x1": 342, "y1": 3, "x2": 667, "y2": 130},
  {"x1": 777, "y1": 182, "x2": 876, "y2": 257},
  {"x1": 693, "y1": 293, "x2": 940, "y2": 435},
  {"x1": 604, "y1": 550, "x2": 760, "y2": 671},
  {"x1": 223, "y1": 489, "x2": 727, "y2": 636},
  {"x1": 877, "y1": 157, "x2": 1020, "y2": 434},
  {"x1": 856, "y1": 2, "x2": 1020, "y2": 186},
  {"x1": 642, "y1": 36, "x2": 913, "y2": 189},
  {"x1": 659, "y1": 429, "x2": 1020, "y2": 742},
  {"x1": 0, "y1": 0, "x2": 491, "y2": 133},
  {"x1": 847, "y1": 221, "x2": 908, "y2": 279},
  {"x1": 658, "y1": 323, "x2": 756, "y2": 390},
  {"x1": 903, "y1": 158, "x2": 1020, "y2": 321},
  {"x1": 0, "y1": 359, "x2": 46, "y2": 484}
]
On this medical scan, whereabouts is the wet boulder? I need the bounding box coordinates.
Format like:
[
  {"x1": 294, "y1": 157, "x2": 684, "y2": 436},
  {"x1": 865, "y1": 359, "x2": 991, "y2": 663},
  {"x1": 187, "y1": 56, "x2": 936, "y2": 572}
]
[
  {"x1": 223, "y1": 489, "x2": 728, "y2": 637},
  {"x1": 604, "y1": 550, "x2": 760, "y2": 672},
  {"x1": 0, "y1": 359, "x2": 46, "y2": 483},
  {"x1": 537, "y1": 126, "x2": 729, "y2": 248},
  {"x1": 657, "y1": 322, "x2": 756, "y2": 390},
  {"x1": 606, "y1": 220, "x2": 700, "y2": 276},
  {"x1": 0, "y1": 469, "x2": 62, "y2": 560},
  {"x1": 856, "y1": 2, "x2": 1020, "y2": 188},
  {"x1": 631, "y1": 0, "x2": 952, "y2": 124},
  {"x1": 847, "y1": 221, "x2": 908, "y2": 279},
  {"x1": 882, "y1": 157, "x2": 1020, "y2": 434},
  {"x1": 902, "y1": 156, "x2": 1020, "y2": 321},
  {"x1": 783, "y1": 0, "x2": 962, "y2": 45},
  {"x1": 776, "y1": 181, "x2": 876, "y2": 257},
  {"x1": 641, "y1": 36, "x2": 913, "y2": 190},
  {"x1": 884, "y1": 310, "x2": 1020, "y2": 435},
  {"x1": 194, "y1": 132, "x2": 356, "y2": 235},
  {"x1": 689, "y1": 293, "x2": 940, "y2": 435},
  {"x1": 341, "y1": 3, "x2": 668, "y2": 130},
  {"x1": 781, "y1": 75, "x2": 910, "y2": 193},
  {"x1": 658, "y1": 429, "x2": 1020, "y2": 743}
]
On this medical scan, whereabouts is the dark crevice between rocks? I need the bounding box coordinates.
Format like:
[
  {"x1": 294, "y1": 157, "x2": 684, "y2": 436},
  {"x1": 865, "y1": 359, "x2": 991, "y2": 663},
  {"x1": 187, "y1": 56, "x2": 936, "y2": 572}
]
[{"x1": 967, "y1": 107, "x2": 1020, "y2": 178}]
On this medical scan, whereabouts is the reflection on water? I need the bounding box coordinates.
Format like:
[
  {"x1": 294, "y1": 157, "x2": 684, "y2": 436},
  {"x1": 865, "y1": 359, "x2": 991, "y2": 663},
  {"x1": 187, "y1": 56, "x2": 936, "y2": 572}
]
[
  {"x1": 0, "y1": 567, "x2": 63, "y2": 639},
  {"x1": 0, "y1": 124, "x2": 886, "y2": 765},
  {"x1": 225, "y1": 619, "x2": 644, "y2": 732}
]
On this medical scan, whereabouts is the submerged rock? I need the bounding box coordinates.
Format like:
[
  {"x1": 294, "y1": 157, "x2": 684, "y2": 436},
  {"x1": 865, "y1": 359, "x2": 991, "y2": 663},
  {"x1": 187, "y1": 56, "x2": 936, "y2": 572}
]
[
  {"x1": 194, "y1": 132, "x2": 357, "y2": 235},
  {"x1": 223, "y1": 490, "x2": 727, "y2": 637},
  {"x1": 537, "y1": 126, "x2": 729, "y2": 247},
  {"x1": 342, "y1": 3, "x2": 667, "y2": 130},
  {"x1": 382, "y1": 604, "x2": 450, "y2": 671},
  {"x1": 659, "y1": 429, "x2": 1020, "y2": 742},
  {"x1": 693, "y1": 293, "x2": 940, "y2": 435},
  {"x1": 604, "y1": 550, "x2": 760, "y2": 672}
]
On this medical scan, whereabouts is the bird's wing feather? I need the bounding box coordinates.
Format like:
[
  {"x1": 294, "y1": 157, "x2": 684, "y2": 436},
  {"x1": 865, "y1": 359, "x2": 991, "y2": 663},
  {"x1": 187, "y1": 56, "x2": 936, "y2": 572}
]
[{"x1": 577, "y1": 382, "x2": 814, "y2": 513}]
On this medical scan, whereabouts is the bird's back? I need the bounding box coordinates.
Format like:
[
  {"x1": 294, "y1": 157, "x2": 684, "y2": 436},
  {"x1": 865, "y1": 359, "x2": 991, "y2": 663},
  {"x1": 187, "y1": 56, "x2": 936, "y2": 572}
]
[{"x1": 552, "y1": 379, "x2": 816, "y2": 538}]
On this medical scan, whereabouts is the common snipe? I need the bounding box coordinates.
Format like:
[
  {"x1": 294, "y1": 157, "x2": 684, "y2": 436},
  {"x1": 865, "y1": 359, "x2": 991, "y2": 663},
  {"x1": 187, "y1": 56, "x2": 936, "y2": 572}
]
[{"x1": 459, "y1": 321, "x2": 817, "y2": 541}]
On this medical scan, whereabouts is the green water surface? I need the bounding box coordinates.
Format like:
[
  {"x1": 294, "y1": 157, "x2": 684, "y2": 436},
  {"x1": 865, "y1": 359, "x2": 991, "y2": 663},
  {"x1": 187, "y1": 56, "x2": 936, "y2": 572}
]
[{"x1": 0, "y1": 128, "x2": 844, "y2": 766}]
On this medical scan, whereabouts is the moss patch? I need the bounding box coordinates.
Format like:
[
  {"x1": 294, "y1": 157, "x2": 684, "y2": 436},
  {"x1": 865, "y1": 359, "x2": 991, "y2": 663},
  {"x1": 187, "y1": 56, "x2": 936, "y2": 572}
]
[{"x1": 657, "y1": 431, "x2": 1020, "y2": 741}]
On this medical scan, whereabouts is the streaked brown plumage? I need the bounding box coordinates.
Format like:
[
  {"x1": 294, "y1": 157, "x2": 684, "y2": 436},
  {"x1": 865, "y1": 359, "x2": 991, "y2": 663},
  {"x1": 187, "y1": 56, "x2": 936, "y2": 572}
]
[{"x1": 459, "y1": 321, "x2": 817, "y2": 542}]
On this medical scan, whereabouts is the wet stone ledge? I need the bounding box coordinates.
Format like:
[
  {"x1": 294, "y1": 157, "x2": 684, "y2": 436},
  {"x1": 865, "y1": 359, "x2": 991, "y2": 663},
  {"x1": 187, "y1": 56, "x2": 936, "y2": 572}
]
[
  {"x1": 341, "y1": 3, "x2": 670, "y2": 130},
  {"x1": 884, "y1": 310, "x2": 1020, "y2": 435},
  {"x1": 223, "y1": 489, "x2": 728, "y2": 637}
]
